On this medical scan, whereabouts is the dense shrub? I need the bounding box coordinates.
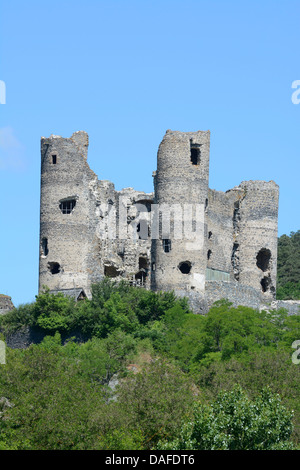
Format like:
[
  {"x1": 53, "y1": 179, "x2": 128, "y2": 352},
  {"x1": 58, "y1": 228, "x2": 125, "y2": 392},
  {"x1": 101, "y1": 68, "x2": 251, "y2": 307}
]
[{"x1": 157, "y1": 386, "x2": 295, "y2": 450}]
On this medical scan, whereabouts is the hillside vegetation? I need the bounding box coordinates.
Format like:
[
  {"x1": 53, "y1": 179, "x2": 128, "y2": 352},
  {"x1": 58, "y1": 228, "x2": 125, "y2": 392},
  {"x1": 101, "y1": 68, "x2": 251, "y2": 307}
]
[
  {"x1": 277, "y1": 230, "x2": 300, "y2": 300},
  {"x1": 0, "y1": 277, "x2": 299, "y2": 450}
]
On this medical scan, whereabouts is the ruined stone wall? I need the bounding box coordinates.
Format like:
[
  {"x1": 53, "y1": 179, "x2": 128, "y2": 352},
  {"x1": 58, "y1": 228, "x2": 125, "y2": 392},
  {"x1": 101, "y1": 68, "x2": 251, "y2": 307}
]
[
  {"x1": 39, "y1": 129, "x2": 279, "y2": 312},
  {"x1": 0, "y1": 295, "x2": 14, "y2": 315},
  {"x1": 206, "y1": 188, "x2": 238, "y2": 276},
  {"x1": 39, "y1": 132, "x2": 153, "y2": 297},
  {"x1": 262, "y1": 300, "x2": 300, "y2": 316},
  {"x1": 205, "y1": 281, "x2": 262, "y2": 311},
  {"x1": 93, "y1": 186, "x2": 153, "y2": 289},
  {"x1": 234, "y1": 180, "x2": 279, "y2": 301}
]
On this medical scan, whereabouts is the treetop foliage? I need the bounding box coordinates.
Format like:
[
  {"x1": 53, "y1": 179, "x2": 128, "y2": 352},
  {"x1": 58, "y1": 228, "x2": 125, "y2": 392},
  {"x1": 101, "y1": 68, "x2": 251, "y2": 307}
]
[{"x1": 277, "y1": 230, "x2": 300, "y2": 300}]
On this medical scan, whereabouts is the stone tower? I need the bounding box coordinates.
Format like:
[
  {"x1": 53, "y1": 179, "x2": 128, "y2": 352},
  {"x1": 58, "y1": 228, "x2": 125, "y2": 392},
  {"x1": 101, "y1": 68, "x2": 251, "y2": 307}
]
[
  {"x1": 151, "y1": 130, "x2": 210, "y2": 299},
  {"x1": 230, "y1": 180, "x2": 279, "y2": 301},
  {"x1": 39, "y1": 131, "x2": 97, "y2": 297}
]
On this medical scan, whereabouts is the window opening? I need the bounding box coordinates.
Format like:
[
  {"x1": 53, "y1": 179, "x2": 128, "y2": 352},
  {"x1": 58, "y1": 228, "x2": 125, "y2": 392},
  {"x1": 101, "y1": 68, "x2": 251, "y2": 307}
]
[
  {"x1": 104, "y1": 265, "x2": 120, "y2": 278},
  {"x1": 41, "y1": 238, "x2": 48, "y2": 257},
  {"x1": 59, "y1": 199, "x2": 76, "y2": 214},
  {"x1": 261, "y1": 276, "x2": 270, "y2": 293},
  {"x1": 139, "y1": 257, "x2": 148, "y2": 270},
  {"x1": 48, "y1": 262, "x2": 60, "y2": 275},
  {"x1": 135, "y1": 270, "x2": 147, "y2": 285},
  {"x1": 256, "y1": 248, "x2": 271, "y2": 272},
  {"x1": 178, "y1": 261, "x2": 191, "y2": 274},
  {"x1": 190, "y1": 141, "x2": 201, "y2": 165},
  {"x1": 162, "y1": 239, "x2": 172, "y2": 253}
]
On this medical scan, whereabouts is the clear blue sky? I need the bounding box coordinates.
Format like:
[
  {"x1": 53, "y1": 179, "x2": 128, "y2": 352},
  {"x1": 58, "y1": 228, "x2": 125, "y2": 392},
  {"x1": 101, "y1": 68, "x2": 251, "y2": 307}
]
[{"x1": 0, "y1": 0, "x2": 299, "y2": 307}]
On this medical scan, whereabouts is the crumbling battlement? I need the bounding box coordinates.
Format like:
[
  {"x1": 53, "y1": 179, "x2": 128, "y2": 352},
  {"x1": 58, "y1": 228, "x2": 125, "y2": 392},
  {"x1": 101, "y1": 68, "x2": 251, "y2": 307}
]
[{"x1": 39, "y1": 129, "x2": 279, "y2": 313}]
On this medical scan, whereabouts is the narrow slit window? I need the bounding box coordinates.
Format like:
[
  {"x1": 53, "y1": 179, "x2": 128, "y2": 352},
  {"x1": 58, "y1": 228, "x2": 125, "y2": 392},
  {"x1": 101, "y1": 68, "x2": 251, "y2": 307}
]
[
  {"x1": 52, "y1": 154, "x2": 57, "y2": 164},
  {"x1": 41, "y1": 238, "x2": 49, "y2": 256},
  {"x1": 59, "y1": 199, "x2": 76, "y2": 214}
]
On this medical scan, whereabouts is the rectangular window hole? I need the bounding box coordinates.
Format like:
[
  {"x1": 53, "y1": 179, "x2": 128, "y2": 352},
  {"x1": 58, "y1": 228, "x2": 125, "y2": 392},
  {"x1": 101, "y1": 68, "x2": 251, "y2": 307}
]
[{"x1": 190, "y1": 141, "x2": 201, "y2": 165}]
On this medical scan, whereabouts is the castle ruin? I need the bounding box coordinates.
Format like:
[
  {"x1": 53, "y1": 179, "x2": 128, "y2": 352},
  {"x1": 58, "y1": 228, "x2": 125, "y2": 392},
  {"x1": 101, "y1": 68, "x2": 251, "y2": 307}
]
[
  {"x1": 39, "y1": 129, "x2": 279, "y2": 313},
  {"x1": 0, "y1": 295, "x2": 15, "y2": 315}
]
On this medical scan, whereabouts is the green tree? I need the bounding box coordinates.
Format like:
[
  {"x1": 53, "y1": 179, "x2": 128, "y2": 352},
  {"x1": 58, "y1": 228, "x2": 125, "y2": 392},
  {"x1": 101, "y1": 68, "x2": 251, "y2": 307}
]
[
  {"x1": 157, "y1": 386, "x2": 295, "y2": 450},
  {"x1": 277, "y1": 230, "x2": 300, "y2": 299},
  {"x1": 31, "y1": 288, "x2": 76, "y2": 332},
  {"x1": 115, "y1": 360, "x2": 194, "y2": 447}
]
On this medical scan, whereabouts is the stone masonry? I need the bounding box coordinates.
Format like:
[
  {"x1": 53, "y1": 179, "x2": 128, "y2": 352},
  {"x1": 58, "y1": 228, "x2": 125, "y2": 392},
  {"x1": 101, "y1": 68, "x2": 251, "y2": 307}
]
[
  {"x1": 0, "y1": 295, "x2": 14, "y2": 315},
  {"x1": 39, "y1": 129, "x2": 280, "y2": 313}
]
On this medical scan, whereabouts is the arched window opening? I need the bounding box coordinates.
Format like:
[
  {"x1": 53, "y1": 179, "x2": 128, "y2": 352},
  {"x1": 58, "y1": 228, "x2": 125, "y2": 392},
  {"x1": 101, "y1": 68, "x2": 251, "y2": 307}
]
[{"x1": 139, "y1": 257, "x2": 148, "y2": 270}]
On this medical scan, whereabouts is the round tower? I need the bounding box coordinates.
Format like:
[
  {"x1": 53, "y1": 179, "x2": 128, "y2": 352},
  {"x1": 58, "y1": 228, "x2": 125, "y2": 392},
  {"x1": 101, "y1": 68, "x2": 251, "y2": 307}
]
[
  {"x1": 39, "y1": 131, "x2": 96, "y2": 297},
  {"x1": 151, "y1": 129, "x2": 210, "y2": 297},
  {"x1": 233, "y1": 180, "x2": 279, "y2": 301}
]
